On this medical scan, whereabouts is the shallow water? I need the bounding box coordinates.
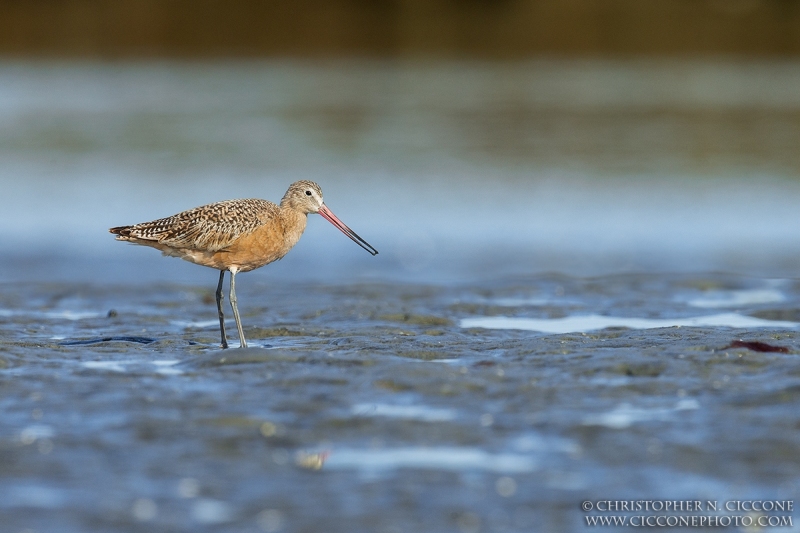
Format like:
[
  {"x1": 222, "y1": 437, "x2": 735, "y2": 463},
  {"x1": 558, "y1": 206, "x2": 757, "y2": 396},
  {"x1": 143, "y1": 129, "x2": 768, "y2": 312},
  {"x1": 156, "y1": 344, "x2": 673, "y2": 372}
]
[
  {"x1": 2, "y1": 60, "x2": 800, "y2": 532},
  {"x1": 2, "y1": 273, "x2": 800, "y2": 532}
]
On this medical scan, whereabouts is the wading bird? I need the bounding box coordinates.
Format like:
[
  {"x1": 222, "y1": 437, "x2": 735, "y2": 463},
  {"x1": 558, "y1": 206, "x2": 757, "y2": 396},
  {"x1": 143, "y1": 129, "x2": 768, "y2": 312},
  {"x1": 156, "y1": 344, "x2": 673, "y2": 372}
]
[{"x1": 110, "y1": 180, "x2": 378, "y2": 349}]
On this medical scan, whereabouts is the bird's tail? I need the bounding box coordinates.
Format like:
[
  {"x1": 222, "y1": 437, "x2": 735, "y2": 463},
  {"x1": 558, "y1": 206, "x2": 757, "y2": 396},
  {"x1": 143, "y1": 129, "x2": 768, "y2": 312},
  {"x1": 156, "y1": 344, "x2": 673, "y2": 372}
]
[{"x1": 109, "y1": 226, "x2": 133, "y2": 239}]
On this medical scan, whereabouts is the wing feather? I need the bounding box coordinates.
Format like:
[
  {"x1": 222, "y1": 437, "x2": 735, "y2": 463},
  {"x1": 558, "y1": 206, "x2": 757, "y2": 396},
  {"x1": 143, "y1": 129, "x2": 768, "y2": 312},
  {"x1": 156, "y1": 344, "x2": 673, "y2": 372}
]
[{"x1": 111, "y1": 199, "x2": 276, "y2": 252}]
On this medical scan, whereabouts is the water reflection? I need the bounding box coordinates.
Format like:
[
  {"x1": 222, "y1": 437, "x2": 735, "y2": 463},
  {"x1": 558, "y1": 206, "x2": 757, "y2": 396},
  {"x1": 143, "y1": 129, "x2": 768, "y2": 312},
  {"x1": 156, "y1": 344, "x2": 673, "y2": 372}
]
[
  {"x1": 323, "y1": 447, "x2": 539, "y2": 474},
  {"x1": 80, "y1": 359, "x2": 182, "y2": 374},
  {"x1": 582, "y1": 399, "x2": 700, "y2": 430},
  {"x1": 686, "y1": 288, "x2": 786, "y2": 308},
  {"x1": 351, "y1": 403, "x2": 457, "y2": 422},
  {"x1": 460, "y1": 312, "x2": 799, "y2": 333}
]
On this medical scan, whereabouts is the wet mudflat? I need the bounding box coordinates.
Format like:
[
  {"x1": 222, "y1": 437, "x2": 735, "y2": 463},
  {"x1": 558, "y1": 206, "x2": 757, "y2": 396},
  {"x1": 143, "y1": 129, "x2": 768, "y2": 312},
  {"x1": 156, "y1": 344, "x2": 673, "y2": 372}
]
[{"x1": 1, "y1": 273, "x2": 799, "y2": 532}]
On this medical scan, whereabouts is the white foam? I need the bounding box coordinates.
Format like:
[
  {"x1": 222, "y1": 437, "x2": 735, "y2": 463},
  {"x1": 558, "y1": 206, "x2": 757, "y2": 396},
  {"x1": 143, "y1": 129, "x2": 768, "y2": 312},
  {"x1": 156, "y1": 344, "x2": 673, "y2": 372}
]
[
  {"x1": 351, "y1": 403, "x2": 457, "y2": 422},
  {"x1": 460, "y1": 312, "x2": 798, "y2": 333},
  {"x1": 324, "y1": 447, "x2": 538, "y2": 473}
]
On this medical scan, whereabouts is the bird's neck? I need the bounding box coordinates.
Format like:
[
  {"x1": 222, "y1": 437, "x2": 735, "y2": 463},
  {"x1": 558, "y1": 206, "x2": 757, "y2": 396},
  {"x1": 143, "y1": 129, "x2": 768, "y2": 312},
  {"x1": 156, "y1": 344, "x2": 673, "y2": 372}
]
[{"x1": 278, "y1": 207, "x2": 308, "y2": 251}]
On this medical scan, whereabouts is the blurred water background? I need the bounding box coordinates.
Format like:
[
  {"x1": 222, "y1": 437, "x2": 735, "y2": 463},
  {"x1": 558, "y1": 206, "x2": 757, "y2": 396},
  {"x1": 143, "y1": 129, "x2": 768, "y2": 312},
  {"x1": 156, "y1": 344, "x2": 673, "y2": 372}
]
[{"x1": 2, "y1": 59, "x2": 800, "y2": 284}]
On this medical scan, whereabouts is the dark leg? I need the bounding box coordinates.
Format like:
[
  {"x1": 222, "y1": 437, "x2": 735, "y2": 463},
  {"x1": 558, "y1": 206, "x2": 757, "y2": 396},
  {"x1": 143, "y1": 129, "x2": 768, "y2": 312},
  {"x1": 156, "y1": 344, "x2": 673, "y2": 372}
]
[
  {"x1": 229, "y1": 269, "x2": 248, "y2": 348},
  {"x1": 216, "y1": 270, "x2": 228, "y2": 349}
]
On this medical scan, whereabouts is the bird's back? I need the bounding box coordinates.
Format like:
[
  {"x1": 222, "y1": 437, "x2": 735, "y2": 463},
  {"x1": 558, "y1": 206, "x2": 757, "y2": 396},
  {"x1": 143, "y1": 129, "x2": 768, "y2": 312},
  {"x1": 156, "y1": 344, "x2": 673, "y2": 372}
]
[{"x1": 110, "y1": 198, "x2": 278, "y2": 252}]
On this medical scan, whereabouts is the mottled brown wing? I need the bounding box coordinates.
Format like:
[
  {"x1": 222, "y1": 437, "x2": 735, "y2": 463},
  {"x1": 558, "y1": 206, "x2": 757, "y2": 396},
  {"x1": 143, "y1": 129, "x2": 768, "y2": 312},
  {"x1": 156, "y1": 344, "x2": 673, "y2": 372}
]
[{"x1": 116, "y1": 199, "x2": 277, "y2": 252}]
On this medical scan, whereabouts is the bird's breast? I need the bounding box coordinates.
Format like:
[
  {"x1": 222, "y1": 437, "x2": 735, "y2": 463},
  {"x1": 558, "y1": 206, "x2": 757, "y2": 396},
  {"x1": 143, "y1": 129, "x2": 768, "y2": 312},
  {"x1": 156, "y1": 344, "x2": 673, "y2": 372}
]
[{"x1": 210, "y1": 210, "x2": 308, "y2": 272}]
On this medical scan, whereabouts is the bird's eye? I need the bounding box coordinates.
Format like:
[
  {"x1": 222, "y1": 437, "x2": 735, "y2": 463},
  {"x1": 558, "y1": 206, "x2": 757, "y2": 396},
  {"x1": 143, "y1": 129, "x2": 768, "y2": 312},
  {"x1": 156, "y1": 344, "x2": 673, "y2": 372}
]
[{"x1": 305, "y1": 190, "x2": 312, "y2": 196}]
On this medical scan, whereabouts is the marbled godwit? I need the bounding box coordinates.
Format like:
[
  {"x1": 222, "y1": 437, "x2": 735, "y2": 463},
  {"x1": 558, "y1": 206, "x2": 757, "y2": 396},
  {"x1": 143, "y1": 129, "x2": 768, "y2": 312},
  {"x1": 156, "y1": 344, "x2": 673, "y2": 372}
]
[{"x1": 109, "y1": 180, "x2": 377, "y2": 349}]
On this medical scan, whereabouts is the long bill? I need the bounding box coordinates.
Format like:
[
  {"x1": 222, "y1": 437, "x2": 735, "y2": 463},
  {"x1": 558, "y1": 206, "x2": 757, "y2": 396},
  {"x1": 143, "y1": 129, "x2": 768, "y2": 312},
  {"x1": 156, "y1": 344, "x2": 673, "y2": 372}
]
[{"x1": 318, "y1": 204, "x2": 379, "y2": 256}]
